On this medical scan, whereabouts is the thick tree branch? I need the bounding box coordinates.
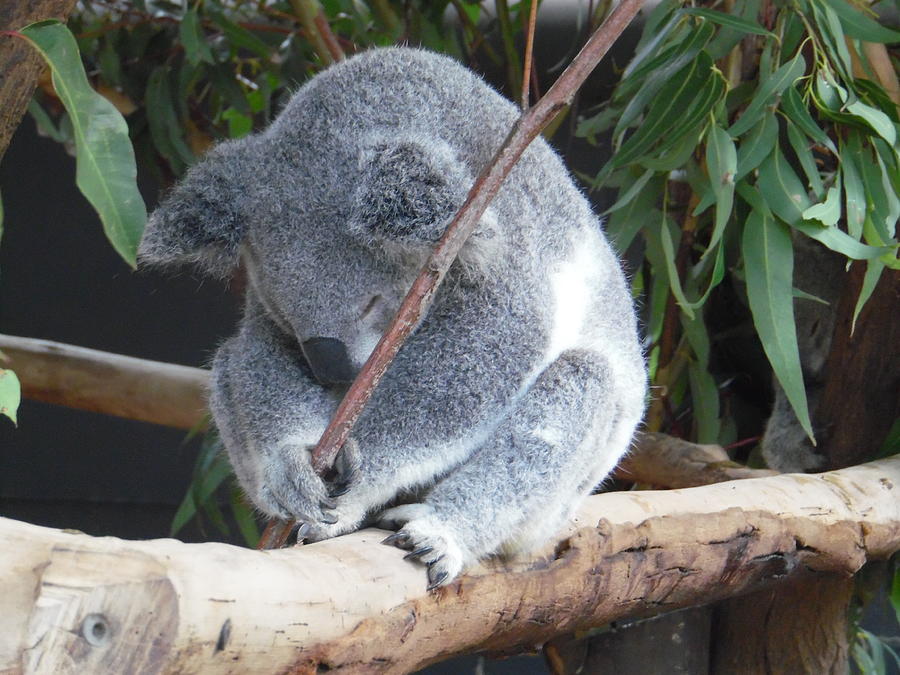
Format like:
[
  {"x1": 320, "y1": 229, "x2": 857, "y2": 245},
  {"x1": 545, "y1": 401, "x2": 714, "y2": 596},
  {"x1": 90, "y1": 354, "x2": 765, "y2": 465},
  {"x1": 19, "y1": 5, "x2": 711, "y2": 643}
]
[
  {"x1": 0, "y1": 333, "x2": 208, "y2": 430},
  {"x1": 2, "y1": 456, "x2": 898, "y2": 673}
]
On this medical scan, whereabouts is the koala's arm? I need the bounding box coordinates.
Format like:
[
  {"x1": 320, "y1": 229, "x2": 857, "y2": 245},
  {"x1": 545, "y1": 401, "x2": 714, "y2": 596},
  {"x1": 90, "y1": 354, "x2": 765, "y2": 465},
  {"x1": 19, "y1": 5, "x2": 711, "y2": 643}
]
[{"x1": 210, "y1": 295, "x2": 343, "y2": 522}]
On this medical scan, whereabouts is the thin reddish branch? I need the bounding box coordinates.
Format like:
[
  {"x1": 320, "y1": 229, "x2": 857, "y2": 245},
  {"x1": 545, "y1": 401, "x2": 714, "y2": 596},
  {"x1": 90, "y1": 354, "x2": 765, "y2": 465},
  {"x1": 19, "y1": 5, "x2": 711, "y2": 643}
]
[
  {"x1": 259, "y1": 0, "x2": 646, "y2": 550},
  {"x1": 521, "y1": 0, "x2": 539, "y2": 109}
]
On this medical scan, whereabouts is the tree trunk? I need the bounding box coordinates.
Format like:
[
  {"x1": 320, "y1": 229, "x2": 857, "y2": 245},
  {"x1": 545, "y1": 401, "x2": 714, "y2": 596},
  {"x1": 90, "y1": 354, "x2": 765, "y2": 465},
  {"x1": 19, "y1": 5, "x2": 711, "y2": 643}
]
[
  {"x1": 710, "y1": 573, "x2": 853, "y2": 674},
  {"x1": 2, "y1": 456, "x2": 898, "y2": 673},
  {"x1": 0, "y1": 0, "x2": 78, "y2": 162}
]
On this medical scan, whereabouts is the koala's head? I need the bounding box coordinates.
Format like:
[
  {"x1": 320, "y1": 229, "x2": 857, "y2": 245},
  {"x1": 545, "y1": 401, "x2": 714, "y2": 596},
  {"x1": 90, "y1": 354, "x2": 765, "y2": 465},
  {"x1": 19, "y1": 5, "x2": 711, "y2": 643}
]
[{"x1": 140, "y1": 120, "x2": 499, "y2": 384}]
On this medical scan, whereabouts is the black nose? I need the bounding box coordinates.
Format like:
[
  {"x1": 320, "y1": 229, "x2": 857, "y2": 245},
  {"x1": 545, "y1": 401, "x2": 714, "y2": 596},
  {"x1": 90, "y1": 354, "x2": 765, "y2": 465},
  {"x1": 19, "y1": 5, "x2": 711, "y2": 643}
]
[{"x1": 301, "y1": 337, "x2": 358, "y2": 386}]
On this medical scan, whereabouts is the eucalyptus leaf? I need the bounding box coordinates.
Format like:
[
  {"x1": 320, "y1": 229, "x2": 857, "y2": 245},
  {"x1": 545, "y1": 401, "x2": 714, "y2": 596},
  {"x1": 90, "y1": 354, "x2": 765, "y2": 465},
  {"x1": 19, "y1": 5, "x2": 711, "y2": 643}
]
[
  {"x1": 606, "y1": 176, "x2": 664, "y2": 254},
  {"x1": 0, "y1": 368, "x2": 20, "y2": 426},
  {"x1": 728, "y1": 52, "x2": 805, "y2": 137},
  {"x1": 821, "y1": 0, "x2": 900, "y2": 43},
  {"x1": 19, "y1": 20, "x2": 145, "y2": 267},
  {"x1": 786, "y1": 121, "x2": 825, "y2": 199},
  {"x1": 851, "y1": 258, "x2": 884, "y2": 333},
  {"x1": 742, "y1": 207, "x2": 814, "y2": 442},
  {"x1": 688, "y1": 361, "x2": 720, "y2": 443},
  {"x1": 659, "y1": 218, "x2": 694, "y2": 320},
  {"x1": 705, "y1": 124, "x2": 737, "y2": 255},
  {"x1": 845, "y1": 100, "x2": 898, "y2": 146},
  {"x1": 780, "y1": 85, "x2": 837, "y2": 154},
  {"x1": 604, "y1": 168, "x2": 655, "y2": 215},
  {"x1": 756, "y1": 145, "x2": 810, "y2": 225},
  {"x1": 842, "y1": 135, "x2": 867, "y2": 239},
  {"x1": 180, "y1": 8, "x2": 214, "y2": 65},
  {"x1": 802, "y1": 185, "x2": 841, "y2": 227},
  {"x1": 682, "y1": 7, "x2": 773, "y2": 37},
  {"x1": 735, "y1": 113, "x2": 778, "y2": 180}
]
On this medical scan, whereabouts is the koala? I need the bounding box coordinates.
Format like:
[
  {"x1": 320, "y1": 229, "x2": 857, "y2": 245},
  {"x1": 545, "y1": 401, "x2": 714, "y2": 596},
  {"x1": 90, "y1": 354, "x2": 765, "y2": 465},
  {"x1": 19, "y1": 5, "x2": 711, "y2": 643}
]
[{"x1": 140, "y1": 47, "x2": 647, "y2": 588}]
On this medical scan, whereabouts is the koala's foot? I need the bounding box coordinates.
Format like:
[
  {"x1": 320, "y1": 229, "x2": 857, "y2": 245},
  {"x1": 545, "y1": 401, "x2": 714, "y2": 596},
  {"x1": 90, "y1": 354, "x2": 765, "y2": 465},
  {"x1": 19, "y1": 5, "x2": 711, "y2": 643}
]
[{"x1": 378, "y1": 504, "x2": 467, "y2": 590}]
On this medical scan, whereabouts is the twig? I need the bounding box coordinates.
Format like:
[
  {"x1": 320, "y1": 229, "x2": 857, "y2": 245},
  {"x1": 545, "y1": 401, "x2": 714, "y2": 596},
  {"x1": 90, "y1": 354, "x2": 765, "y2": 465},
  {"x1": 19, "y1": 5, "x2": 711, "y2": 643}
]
[
  {"x1": 521, "y1": 0, "x2": 539, "y2": 109},
  {"x1": 288, "y1": 0, "x2": 343, "y2": 65},
  {"x1": 258, "y1": 0, "x2": 646, "y2": 550}
]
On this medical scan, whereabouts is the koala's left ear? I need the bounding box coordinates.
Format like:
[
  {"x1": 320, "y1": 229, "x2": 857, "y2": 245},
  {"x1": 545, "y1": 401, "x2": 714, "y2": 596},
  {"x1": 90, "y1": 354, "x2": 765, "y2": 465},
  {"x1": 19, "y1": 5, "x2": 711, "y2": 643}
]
[
  {"x1": 138, "y1": 139, "x2": 252, "y2": 277},
  {"x1": 349, "y1": 134, "x2": 494, "y2": 252}
]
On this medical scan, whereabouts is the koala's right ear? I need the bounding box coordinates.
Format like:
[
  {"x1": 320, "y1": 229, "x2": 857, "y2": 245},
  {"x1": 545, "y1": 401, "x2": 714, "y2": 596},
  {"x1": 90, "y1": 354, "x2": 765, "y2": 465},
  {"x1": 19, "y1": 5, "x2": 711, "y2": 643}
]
[{"x1": 138, "y1": 140, "x2": 250, "y2": 276}]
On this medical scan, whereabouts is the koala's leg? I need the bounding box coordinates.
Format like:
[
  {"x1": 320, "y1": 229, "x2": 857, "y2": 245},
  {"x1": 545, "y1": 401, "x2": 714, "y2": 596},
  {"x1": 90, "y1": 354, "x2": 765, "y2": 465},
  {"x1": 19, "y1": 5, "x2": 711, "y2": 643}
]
[
  {"x1": 379, "y1": 348, "x2": 641, "y2": 588},
  {"x1": 210, "y1": 304, "x2": 350, "y2": 528}
]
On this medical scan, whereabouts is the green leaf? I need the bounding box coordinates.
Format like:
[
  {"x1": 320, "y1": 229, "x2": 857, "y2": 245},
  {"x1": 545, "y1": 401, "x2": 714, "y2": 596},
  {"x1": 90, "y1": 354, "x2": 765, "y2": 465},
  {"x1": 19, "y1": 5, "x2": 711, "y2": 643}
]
[
  {"x1": 705, "y1": 124, "x2": 737, "y2": 255},
  {"x1": 756, "y1": 145, "x2": 810, "y2": 225},
  {"x1": 822, "y1": 0, "x2": 900, "y2": 43},
  {"x1": 842, "y1": 136, "x2": 867, "y2": 240},
  {"x1": 851, "y1": 258, "x2": 884, "y2": 333},
  {"x1": 230, "y1": 486, "x2": 260, "y2": 548},
  {"x1": 222, "y1": 107, "x2": 253, "y2": 139},
  {"x1": 786, "y1": 121, "x2": 825, "y2": 199},
  {"x1": 682, "y1": 7, "x2": 774, "y2": 37},
  {"x1": 604, "y1": 168, "x2": 655, "y2": 215},
  {"x1": 615, "y1": 22, "x2": 715, "y2": 138},
  {"x1": 146, "y1": 66, "x2": 195, "y2": 172},
  {"x1": 207, "y1": 4, "x2": 272, "y2": 59},
  {"x1": 606, "y1": 175, "x2": 665, "y2": 254},
  {"x1": 689, "y1": 361, "x2": 720, "y2": 443},
  {"x1": 27, "y1": 99, "x2": 68, "y2": 143},
  {"x1": 802, "y1": 185, "x2": 841, "y2": 227},
  {"x1": 891, "y1": 564, "x2": 900, "y2": 628},
  {"x1": 180, "y1": 8, "x2": 214, "y2": 66},
  {"x1": 0, "y1": 368, "x2": 20, "y2": 426},
  {"x1": 780, "y1": 85, "x2": 837, "y2": 154},
  {"x1": 845, "y1": 99, "x2": 898, "y2": 146},
  {"x1": 728, "y1": 52, "x2": 806, "y2": 137},
  {"x1": 659, "y1": 217, "x2": 695, "y2": 320},
  {"x1": 19, "y1": 20, "x2": 146, "y2": 267},
  {"x1": 735, "y1": 113, "x2": 778, "y2": 180},
  {"x1": 742, "y1": 206, "x2": 814, "y2": 442},
  {"x1": 792, "y1": 219, "x2": 893, "y2": 261},
  {"x1": 811, "y1": 2, "x2": 854, "y2": 81},
  {"x1": 614, "y1": 51, "x2": 723, "y2": 167}
]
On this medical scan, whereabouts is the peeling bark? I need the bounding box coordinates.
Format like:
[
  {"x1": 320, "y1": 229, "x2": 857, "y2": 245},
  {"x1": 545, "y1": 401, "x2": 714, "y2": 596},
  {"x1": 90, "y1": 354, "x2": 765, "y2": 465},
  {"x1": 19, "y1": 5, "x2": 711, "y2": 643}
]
[
  {"x1": 1, "y1": 456, "x2": 897, "y2": 673},
  {"x1": 0, "y1": 0, "x2": 78, "y2": 162}
]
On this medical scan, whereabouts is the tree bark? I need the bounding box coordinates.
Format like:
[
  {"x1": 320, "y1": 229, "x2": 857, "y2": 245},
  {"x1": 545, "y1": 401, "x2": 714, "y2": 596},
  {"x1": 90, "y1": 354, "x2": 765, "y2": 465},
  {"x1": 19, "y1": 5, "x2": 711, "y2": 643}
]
[
  {"x1": 0, "y1": 0, "x2": 78, "y2": 162},
  {"x1": 710, "y1": 572, "x2": 854, "y2": 674},
  {"x1": 2, "y1": 456, "x2": 898, "y2": 674}
]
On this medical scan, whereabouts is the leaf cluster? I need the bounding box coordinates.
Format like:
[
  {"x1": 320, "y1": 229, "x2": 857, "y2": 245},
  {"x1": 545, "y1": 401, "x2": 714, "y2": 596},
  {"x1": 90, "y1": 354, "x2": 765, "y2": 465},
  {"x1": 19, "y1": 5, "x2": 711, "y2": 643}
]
[{"x1": 578, "y1": 0, "x2": 899, "y2": 446}]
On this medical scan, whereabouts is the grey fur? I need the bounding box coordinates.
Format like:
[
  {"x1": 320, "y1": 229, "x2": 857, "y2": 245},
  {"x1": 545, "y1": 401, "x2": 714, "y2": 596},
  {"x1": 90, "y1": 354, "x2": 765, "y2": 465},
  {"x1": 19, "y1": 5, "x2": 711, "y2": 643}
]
[{"x1": 140, "y1": 47, "x2": 646, "y2": 586}]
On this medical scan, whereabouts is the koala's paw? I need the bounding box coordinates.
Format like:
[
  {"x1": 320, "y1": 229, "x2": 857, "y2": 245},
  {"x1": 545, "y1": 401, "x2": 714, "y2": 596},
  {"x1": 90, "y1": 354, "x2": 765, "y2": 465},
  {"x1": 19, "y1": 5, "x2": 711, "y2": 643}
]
[
  {"x1": 259, "y1": 438, "x2": 362, "y2": 538},
  {"x1": 379, "y1": 506, "x2": 467, "y2": 590}
]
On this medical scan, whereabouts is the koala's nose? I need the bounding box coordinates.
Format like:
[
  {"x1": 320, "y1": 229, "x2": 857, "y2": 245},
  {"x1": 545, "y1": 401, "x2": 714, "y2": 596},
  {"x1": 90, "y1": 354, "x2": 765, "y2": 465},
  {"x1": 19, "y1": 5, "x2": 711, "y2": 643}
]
[{"x1": 301, "y1": 337, "x2": 358, "y2": 386}]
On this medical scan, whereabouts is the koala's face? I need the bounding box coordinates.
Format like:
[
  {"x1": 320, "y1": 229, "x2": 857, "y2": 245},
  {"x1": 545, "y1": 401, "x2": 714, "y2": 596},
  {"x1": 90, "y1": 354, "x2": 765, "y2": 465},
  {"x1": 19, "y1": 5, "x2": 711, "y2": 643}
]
[{"x1": 240, "y1": 192, "x2": 416, "y2": 385}]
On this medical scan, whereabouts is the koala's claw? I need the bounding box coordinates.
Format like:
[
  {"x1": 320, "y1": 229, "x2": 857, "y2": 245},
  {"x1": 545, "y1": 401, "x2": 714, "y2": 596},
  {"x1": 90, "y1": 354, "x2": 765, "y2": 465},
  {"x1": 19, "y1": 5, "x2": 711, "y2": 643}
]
[
  {"x1": 319, "y1": 512, "x2": 339, "y2": 525},
  {"x1": 295, "y1": 522, "x2": 311, "y2": 540},
  {"x1": 381, "y1": 531, "x2": 412, "y2": 548},
  {"x1": 319, "y1": 497, "x2": 338, "y2": 510},
  {"x1": 404, "y1": 545, "x2": 433, "y2": 561},
  {"x1": 427, "y1": 569, "x2": 449, "y2": 591},
  {"x1": 328, "y1": 483, "x2": 351, "y2": 498}
]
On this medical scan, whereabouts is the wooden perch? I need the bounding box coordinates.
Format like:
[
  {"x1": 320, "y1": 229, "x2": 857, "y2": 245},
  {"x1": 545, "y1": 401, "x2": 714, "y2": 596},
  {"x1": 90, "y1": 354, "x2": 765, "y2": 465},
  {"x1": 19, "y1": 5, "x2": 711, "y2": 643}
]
[
  {"x1": 0, "y1": 333, "x2": 209, "y2": 430},
  {"x1": 2, "y1": 456, "x2": 898, "y2": 674}
]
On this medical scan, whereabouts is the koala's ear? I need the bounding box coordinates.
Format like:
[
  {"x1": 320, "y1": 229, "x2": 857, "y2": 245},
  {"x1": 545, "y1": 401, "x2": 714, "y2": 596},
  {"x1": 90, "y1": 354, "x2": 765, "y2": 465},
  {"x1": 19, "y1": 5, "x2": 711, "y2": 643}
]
[
  {"x1": 349, "y1": 135, "x2": 476, "y2": 247},
  {"x1": 138, "y1": 140, "x2": 250, "y2": 276}
]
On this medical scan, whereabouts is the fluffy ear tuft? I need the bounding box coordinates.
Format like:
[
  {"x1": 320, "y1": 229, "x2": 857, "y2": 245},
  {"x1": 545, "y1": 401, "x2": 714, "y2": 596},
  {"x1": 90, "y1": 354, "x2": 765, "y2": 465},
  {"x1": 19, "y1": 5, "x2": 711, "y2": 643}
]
[
  {"x1": 138, "y1": 140, "x2": 251, "y2": 277},
  {"x1": 349, "y1": 134, "x2": 472, "y2": 247}
]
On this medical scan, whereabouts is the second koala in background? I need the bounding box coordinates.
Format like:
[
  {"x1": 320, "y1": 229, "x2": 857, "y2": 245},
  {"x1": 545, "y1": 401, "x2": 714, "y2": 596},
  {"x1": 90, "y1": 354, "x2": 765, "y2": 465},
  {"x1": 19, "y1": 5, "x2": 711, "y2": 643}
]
[{"x1": 140, "y1": 47, "x2": 647, "y2": 588}]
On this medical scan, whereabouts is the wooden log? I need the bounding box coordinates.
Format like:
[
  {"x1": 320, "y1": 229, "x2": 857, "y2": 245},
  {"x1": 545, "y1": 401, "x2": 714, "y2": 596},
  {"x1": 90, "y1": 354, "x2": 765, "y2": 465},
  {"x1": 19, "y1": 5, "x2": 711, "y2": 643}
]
[
  {"x1": 2, "y1": 456, "x2": 898, "y2": 674},
  {"x1": 0, "y1": 333, "x2": 209, "y2": 430}
]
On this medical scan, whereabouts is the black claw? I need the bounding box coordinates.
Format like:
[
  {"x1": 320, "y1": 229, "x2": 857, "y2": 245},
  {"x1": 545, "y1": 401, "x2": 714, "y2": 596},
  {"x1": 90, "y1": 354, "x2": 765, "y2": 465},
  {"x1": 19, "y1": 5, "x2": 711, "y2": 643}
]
[
  {"x1": 381, "y1": 532, "x2": 410, "y2": 547},
  {"x1": 319, "y1": 512, "x2": 339, "y2": 525},
  {"x1": 319, "y1": 497, "x2": 337, "y2": 510},
  {"x1": 427, "y1": 569, "x2": 449, "y2": 591},
  {"x1": 426, "y1": 556, "x2": 445, "y2": 567},
  {"x1": 328, "y1": 483, "x2": 351, "y2": 498},
  {"x1": 296, "y1": 522, "x2": 311, "y2": 539},
  {"x1": 404, "y1": 546, "x2": 433, "y2": 561}
]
